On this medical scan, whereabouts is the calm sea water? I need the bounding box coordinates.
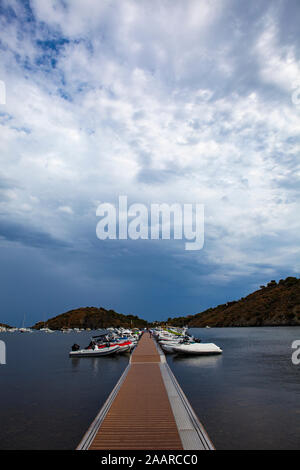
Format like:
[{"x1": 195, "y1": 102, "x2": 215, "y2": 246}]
[
  {"x1": 0, "y1": 327, "x2": 300, "y2": 449},
  {"x1": 167, "y1": 327, "x2": 300, "y2": 450},
  {"x1": 0, "y1": 331, "x2": 128, "y2": 450}
]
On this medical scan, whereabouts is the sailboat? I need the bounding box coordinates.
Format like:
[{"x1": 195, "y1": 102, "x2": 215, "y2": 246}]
[
  {"x1": 38, "y1": 313, "x2": 55, "y2": 333},
  {"x1": 19, "y1": 314, "x2": 33, "y2": 333}
]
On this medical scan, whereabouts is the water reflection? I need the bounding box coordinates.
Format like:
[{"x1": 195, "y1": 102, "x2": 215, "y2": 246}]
[
  {"x1": 167, "y1": 327, "x2": 300, "y2": 450},
  {"x1": 1, "y1": 328, "x2": 300, "y2": 449},
  {"x1": 172, "y1": 354, "x2": 222, "y2": 368},
  {"x1": 0, "y1": 331, "x2": 129, "y2": 450},
  {"x1": 71, "y1": 358, "x2": 80, "y2": 369}
]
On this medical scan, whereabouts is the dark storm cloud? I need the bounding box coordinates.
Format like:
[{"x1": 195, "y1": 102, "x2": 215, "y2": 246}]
[
  {"x1": 0, "y1": 219, "x2": 69, "y2": 249},
  {"x1": 0, "y1": 0, "x2": 300, "y2": 325}
]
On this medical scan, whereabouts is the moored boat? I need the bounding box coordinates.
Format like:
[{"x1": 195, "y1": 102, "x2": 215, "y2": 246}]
[
  {"x1": 161, "y1": 343, "x2": 178, "y2": 353},
  {"x1": 171, "y1": 342, "x2": 222, "y2": 355},
  {"x1": 69, "y1": 343, "x2": 120, "y2": 357},
  {"x1": 115, "y1": 340, "x2": 132, "y2": 353},
  {"x1": 69, "y1": 327, "x2": 143, "y2": 358}
]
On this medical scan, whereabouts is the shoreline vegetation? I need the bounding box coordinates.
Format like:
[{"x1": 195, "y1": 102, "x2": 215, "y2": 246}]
[
  {"x1": 165, "y1": 277, "x2": 300, "y2": 328},
  {"x1": 1, "y1": 277, "x2": 300, "y2": 330},
  {"x1": 32, "y1": 307, "x2": 148, "y2": 330}
]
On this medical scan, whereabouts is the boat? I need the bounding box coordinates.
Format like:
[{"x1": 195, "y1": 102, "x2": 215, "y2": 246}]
[
  {"x1": 161, "y1": 343, "x2": 179, "y2": 353},
  {"x1": 69, "y1": 327, "x2": 143, "y2": 358},
  {"x1": 159, "y1": 336, "x2": 197, "y2": 345},
  {"x1": 93, "y1": 333, "x2": 135, "y2": 353},
  {"x1": 157, "y1": 333, "x2": 176, "y2": 341},
  {"x1": 171, "y1": 343, "x2": 222, "y2": 356},
  {"x1": 19, "y1": 314, "x2": 33, "y2": 332},
  {"x1": 69, "y1": 343, "x2": 120, "y2": 357},
  {"x1": 115, "y1": 340, "x2": 132, "y2": 353},
  {"x1": 160, "y1": 337, "x2": 201, "y2": 353}
]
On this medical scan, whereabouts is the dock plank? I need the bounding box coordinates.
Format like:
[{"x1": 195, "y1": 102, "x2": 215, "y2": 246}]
[
  {"x1": 78, "y1": 332, "x2": 214, "y2": 451},
  {"x1": 89, "y1": 334, "x2": 182, "y2": 450}
]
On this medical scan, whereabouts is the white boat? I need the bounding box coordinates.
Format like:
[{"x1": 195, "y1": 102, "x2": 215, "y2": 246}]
[
  {"x1": 158, "y1": 334, "x2": 179, "y2": 342},
  {"x1": 114, "y1": 341, "x2": 132, "y2": 353},
  {"x1": 160, "y1": 338, "x2": 201, "y2": 353},
  {"x1": 19, "y1": 318, "x2": 33, "y2": 332},
  {"x1": 159, "y1": 338, "x2": 185, "y2": 345},
  {"x1": 171, "y1": 343, "x2": 222, "y2": 356},
  {"x1": 68, "y1": 327, "x2": 143, "y2": 358},
  {"x1": 69, "y1": 344, "x2": 120, "y2": 357},
  {"x1": 161, "y1": 343, "x2": 179, "y2": 353}
]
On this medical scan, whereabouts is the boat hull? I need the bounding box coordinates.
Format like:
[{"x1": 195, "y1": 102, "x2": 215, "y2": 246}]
[
  {"x1": 116, "y1": 344, "x2": 131, "y2": 353},
  {"x1": 161, "y1": 343, "x2": 177, "y2": 353},
  {"x1": 171, "y1": 343, "x2": 222, "y2": 356},
  {"x1": 69, "y1": 345, "x2": 120, "y2": 357}
]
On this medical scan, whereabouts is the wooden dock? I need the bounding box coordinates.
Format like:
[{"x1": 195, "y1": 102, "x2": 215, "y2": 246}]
[{"x1": 77, "y1": 332, "x2": 214, "y2": 450}]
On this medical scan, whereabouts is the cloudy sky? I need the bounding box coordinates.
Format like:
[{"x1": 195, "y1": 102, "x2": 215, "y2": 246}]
[{"x1": 0, "y1": 0, "x2": 300, "y2": 325}]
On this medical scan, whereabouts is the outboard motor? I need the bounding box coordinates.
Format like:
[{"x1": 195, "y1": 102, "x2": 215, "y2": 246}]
[{"x1": 71, "y1": 343, "x2": 80, "y2": 351}]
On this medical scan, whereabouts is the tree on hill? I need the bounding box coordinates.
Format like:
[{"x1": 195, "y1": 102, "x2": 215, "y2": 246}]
[
  {"x1": 32, "y1": 306, "x2": 148, "y2": 330},
  {"x1": 158, "y1": 276, "x2": 300, "y2": 328}
]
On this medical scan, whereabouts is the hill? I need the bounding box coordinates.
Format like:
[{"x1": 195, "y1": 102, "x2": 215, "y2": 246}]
[
  {"x1": 166, "y1": 277, "x2": 300, "y2": 327},
  {"x1": 32, "y1": 307, "x2": 148, "y2": 330},
  {"x1": 0, "y1": 322, "x2": 12, "y2": 328}
]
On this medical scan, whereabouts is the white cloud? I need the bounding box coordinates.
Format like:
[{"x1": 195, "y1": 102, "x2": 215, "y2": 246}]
[
  {"x1": 255, "y1": 17, "x2": 300, "y2": 93},
  {"x1": 57, "y1": 205, "x2": 74, "y2": 215},
  {"x1": 0, "y1": 0, "x2": 299, "y2": 291}
]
